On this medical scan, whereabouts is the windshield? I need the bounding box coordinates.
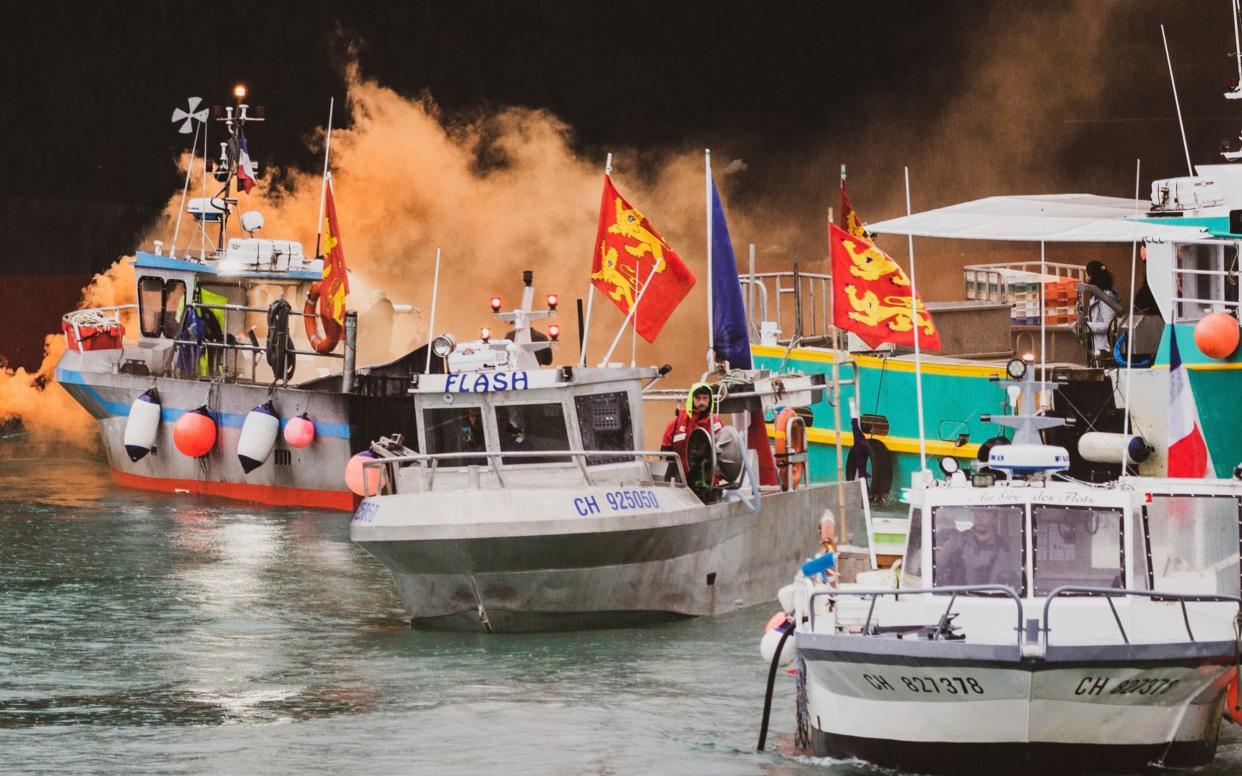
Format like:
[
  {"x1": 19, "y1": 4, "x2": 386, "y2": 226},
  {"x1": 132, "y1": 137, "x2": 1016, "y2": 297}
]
[
  {"x1": 932, "y1": 505, "x2": 1025, "y2": 593},
  {"x1": 1146, "y1": 495, "x2": 1241, "y2": 597},
  {"x1": 1032, "y1": 506, "x2": 1124, "y2": 596}
]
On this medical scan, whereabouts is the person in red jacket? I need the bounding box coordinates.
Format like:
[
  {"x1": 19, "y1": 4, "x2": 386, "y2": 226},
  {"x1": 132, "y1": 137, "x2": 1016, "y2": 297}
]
[{"x1": 661, "y1": 382, "x2": 722, "y2": 482}]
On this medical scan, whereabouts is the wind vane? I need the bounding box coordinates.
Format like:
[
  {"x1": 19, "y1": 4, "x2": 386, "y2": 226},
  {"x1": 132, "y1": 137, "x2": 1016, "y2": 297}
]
[{"x1": 171, "y1": 97, "x2": 209, "y2": 134}]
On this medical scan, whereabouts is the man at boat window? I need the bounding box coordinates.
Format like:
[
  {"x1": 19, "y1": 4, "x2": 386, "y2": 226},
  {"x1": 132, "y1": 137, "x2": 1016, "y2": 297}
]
[
  {"x1": 459, "y1": 408, "x2": 486, "y2": 465},
  {"x1": 937, "y1": 510, "x2": 1021, "y2": 590},
  {"x1": 660, "y1": 383, "x2": 722, "y2": 481}
]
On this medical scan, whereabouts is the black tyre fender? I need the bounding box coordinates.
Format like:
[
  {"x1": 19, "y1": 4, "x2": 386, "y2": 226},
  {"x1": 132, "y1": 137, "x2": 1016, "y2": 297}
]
[{"x1": 848, "y1": 437, "x2": 893, "y2": 502}]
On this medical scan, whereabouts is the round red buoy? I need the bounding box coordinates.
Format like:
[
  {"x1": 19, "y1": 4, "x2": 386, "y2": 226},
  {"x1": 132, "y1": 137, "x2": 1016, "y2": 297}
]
[
  {"x1": 1194, "y1": 312, "x2": 1240, "y2": 359},
  {"x1": 345, "y1": 451, "x2": 384, "y2": 497},
  {"x1": 283, "y1": 413, "x2": 316, "y2": 449},
  {"x1": 173, "y1": 406, "x2": 217, "y2": 458}
]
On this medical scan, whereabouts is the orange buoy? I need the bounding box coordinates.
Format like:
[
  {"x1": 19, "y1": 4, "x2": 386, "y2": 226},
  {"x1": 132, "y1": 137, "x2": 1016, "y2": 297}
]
[
  {"x1": 774, "y1": 407, "x2": 806, "y2": 490},
  {"x1": 345, "y1": 451, "x2": 385, "y2": 497},
  {"x1": 172, "y1": 406, "x2": 216, "y2": 458},
  {"x1": 1193, "y1": 312, "x2": 1240, "y2": 359},
  {"x1": 283, "y1": 413, "x2": 316, "y2": 448},
  {"x1": 764, "y1": 611, "x2": 789, "y2": 633}
]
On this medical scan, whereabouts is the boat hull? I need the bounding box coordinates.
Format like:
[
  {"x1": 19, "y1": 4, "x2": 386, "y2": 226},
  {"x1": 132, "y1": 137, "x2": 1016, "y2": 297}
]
[
  {"x1": 353, "y1": 485, "x2": 830, "y2": 632},
  {"x1": 57, "y1": 350, "x2": 359, "y2": 510},
  {"x1": 798, "y1": 633, "x2": 1234, "y2": 774}
]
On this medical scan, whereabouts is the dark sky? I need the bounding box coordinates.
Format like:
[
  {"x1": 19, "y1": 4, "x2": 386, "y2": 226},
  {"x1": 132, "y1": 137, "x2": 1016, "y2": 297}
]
[{"x1": 1, "y1": 0, "x2": 1239, "y2": 275}]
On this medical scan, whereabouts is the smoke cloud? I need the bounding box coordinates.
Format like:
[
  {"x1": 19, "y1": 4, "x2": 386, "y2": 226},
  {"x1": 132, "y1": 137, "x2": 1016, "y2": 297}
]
[{"x1": 1, "y1": 2, "x2": 1181, "y2": 448}]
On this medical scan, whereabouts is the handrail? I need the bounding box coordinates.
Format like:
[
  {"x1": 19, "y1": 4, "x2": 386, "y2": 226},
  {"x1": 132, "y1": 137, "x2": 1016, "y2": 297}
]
[
  {"x1": 1041, "y1": 586, "x2": 1242, "y2": 647},
  {"x1": 807, "y1": 585, "x2": 1024, "y2": 647},
  {"x1": 360, "y1": 449, "x2": 689, "y2": 495}
]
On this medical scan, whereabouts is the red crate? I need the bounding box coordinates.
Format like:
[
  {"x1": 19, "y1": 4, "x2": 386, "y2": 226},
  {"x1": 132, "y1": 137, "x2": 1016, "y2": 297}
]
[{"x1": 62, "y1": 319, "x2": 122, "y2": 352}]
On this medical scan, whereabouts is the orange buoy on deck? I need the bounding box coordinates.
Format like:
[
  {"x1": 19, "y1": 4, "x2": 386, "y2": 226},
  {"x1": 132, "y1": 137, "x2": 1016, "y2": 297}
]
[
  {"x1": 1193, "y1": 312, "x2": 1240, "y2": 359},
  {"x1": 172, "y1": 406, "x2": 216, "y2": 458}
]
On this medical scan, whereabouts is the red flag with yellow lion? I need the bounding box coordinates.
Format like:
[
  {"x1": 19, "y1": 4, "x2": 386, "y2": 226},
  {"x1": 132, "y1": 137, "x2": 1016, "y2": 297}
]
[
  {"x1": 829, "y1": 223, "x2": 940, "y2": 351},
  {"x1": 591, "y1": 175, "x2": 695, "y2": 342}
]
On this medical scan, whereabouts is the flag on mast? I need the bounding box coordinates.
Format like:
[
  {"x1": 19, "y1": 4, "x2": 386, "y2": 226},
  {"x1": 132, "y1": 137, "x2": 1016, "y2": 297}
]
[
  {"x1": 708, "y1": 176, "x2": 751, "y2": 369},
  {"x1": 590, "y1": 175, "x2": 695, "y2": 342},
  {"x1": 1167, "y1": 330, "x2": 1214, "y2": 477},
  {"x1": 839, "y1": 169, "x2": 867, "y2": 238},
  {"x1": 829, "y1": 223, "x2": 941, "y2": 351},
  {"x1": 319, "y1": 175, "x2": 349, "y2": 327},
  {"x1": 236, "y1": 132, "x2": 257, "y2": 194}
]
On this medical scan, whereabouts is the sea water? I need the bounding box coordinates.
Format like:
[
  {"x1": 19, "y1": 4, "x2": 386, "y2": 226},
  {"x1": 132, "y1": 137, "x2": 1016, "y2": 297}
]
[{"x1": 1, "y1": 450, "x2": 1239, "y2": 775}]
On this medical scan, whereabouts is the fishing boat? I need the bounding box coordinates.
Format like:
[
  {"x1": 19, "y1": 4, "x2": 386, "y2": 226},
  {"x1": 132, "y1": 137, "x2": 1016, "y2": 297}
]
[
  {"x1": 55, "y1": 90, "x2": 421, "y2": 509},
  {"x1": 348, "y1": 269, "x2": 852, "y2": 631},
  {"x1": 748, "y1": 8, "x2": 1242, "y2": 499},
  {"x1": 776, "y1": 360, "x2": 1242, "y2": 773}
]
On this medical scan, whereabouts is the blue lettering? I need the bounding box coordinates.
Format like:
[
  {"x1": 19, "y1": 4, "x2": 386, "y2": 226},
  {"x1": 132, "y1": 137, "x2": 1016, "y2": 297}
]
[
  {"x1": 472, "y1": 374, "x2": 490, "y2": 392},
  {"x1": 574, "y1": 497, "x2": 589, "y2": 516},
  {"x1": 444, "y1": 373, "x2": 458, "y2": 392},
  {"x1": 493, "y1": 372, "x2": 508, "y2": 391},
  {"x1": 511, "y1": 371, "x2": 529, "y2": 390},
  {"x1": 584, "y1": 496, "x2": 599, "y2": 514}
]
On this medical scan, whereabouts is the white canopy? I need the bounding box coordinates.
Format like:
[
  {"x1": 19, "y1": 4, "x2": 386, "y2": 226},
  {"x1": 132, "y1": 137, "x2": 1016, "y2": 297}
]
[{"x1": 868, "y1": 194, "x2": 1208, "y2": 243}]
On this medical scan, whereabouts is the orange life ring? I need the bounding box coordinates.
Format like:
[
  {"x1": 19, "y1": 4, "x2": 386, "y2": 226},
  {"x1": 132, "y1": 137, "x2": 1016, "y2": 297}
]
[
  {"x1": 1227, "y1": 676, "x2": 1242, "y2": 726},
  {"x1": 304, "y1": 282, "x2": 342, "y2": 354},
  {"x1": 774, "y1": 407, "x2": 806, "y2": 490}
]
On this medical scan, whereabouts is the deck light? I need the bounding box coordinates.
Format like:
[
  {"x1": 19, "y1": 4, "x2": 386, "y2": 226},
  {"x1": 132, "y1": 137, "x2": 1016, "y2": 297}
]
[
  {"x1": 938, "y1": 456, "x2": 960, "y2": 475},
  {"x1": 546, "y1": 293, "x2": 559, "y2": 311},
  {"x1": 548, "y1": 324, "x2": 560, "y2": 342},
  {"x1": 233, "y1": 84, "x2": 247, "y2": 100},
  {"x1": 481, "y1": 327, "x2": 491, "y2": 343},
  {"x1": 431, "y1": 334, "x2": 457, "y2": 358},
  {"x1": 490, "y1": 296, "x2": 502, "y2": 313},
  {"x1": 1005, "y1": 359, "x2": 1027, "y2": 380}
]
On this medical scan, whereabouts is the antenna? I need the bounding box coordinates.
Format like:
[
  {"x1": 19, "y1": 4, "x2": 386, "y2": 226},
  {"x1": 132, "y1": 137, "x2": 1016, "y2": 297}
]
[
  {"x1": 171, "y1": 96, "x2": 208, "y2": 134},
  {"x1": 1160, "y1": 24, "x2": 1195, "y2": 177}
]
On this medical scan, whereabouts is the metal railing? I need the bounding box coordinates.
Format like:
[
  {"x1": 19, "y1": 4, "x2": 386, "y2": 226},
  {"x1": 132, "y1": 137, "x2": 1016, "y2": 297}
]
[
  {"x1": 738, "y1": 271, "x2": 833, "y2": 343},
  {"x1": 359, "y1": 449, "x2": 689, "y2": 496},
  {"x1": 808, "y1": 585, "x2": 1024, "y2": 646},
  {"x1": 1041, "y1": 586, "x2": 1242, "y2": 646}
]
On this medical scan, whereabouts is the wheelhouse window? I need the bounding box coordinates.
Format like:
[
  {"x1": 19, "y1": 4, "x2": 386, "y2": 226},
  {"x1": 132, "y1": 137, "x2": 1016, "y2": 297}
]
[
  {"x1": 574, "y1": 391, "x2": 633, "y2": 465},
  {"x1": 138, "y1": 276, "x2": 188, "y2": 338},
  {"x1": 494, "y1": 402, "x2": 571, "y2": 465},
  {"x1": 1032, "y1": 506, "x2": 1123, "y2": 596},
  {"x1": 1145, "y1": 495, "x2": 1241, "y2": 597},
  {"x1": 932, "y1": 505, "x2": 1025, "y2": 593},
  {"x1": 423, "y1": 406, "x2": 486, "y2": 466}
]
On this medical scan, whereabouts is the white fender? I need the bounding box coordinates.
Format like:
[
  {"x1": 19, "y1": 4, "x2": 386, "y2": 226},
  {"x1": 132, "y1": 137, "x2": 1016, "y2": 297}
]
[
  {"x1": 759, "y1": 627, "x2": 798, "y2": 668},
  {"x1": 123, "y1": 389, "x2": 161, "y2": 462},
  {"x1": 238, "y1": 401, "x2": 280, "y2": 474}
]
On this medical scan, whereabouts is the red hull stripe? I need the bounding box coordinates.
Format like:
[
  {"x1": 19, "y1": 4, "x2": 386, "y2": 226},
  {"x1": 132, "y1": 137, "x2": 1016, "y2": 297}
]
[{"x1": 111, "y1": 469, "x2": 358, "y2": 511}]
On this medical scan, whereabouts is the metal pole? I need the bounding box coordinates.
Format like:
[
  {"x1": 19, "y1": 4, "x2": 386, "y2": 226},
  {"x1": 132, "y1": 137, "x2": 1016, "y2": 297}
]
[
  {"x1": 580, "y1": 284, "x2": 596, "y2": 367},
  {"x1": 1122, "y1": 159, "x2": 1141, "y2": 469},
  {"x1": 168, "y1": 119, "x2": 202, "y2": 258},
  {"x1": 342, "y1": 310, "x2": 357, "y2": 393},
  {"x1": 1040, "y1": 240, "x2": 1047, "y2": 397},
  {"x1": 904, "y1": 167, "x2": 927, "y2": 473},
  {"x1": 424, "y1": 246, "x2": 442, "y2": 375},
  {"x1": 747, "y1": 243, "x2": 756, "y2": 337},
  {"x1": 1161, "y1": 24, "x2": 1195, "y2": 177},
  {"x1": 315, "y1": 97, "x2": 336, "y2": 257},
  {"x1": 706, "y1": 148, "x2": 715, "y2": 370}
]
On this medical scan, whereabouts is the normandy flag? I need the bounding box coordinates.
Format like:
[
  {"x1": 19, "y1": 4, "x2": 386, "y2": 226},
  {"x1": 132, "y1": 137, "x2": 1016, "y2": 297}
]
[
  {"x1": 591, "y1": 175, "x2": 695, "y2": 342},
  {"x1": 839, "y1": 169, "x2": 868, "y2": 238},
  {"x1": 829, "y1": 223, "x2": 941, "y2": 351},
  {"x1": 319, "y1": 175, "x2": 349, "y2": 327}
]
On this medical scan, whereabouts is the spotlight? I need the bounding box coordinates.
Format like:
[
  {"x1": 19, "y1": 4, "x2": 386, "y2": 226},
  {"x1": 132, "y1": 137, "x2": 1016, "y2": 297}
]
[
  {"x1": 489, "y1": 296, "x2": 502, "y2": 313},
  {"x1": 233, "y1": 84, "x2": 247, "y2": 100}
]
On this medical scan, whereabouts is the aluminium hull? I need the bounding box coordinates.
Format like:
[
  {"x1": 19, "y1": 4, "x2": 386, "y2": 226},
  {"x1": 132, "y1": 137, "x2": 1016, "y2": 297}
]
[
  {"x1": 353, "y1": 484, "x2": 829, "y2": 632},
  {"x1": 797, "y1": 631, "x2": 1235, "y2": 774},
  {"x1": 57, "y1": 351, "x2": 358, "y2": 510}
]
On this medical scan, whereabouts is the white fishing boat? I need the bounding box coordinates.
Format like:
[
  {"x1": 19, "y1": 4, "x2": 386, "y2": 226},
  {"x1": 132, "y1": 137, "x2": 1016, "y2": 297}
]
[
  {"x1": 775, "y1": 360, "x2": 1242, "y2": 773},
  {"x1": 349, "y1": 270, "x2": 853, "y2": 631}
]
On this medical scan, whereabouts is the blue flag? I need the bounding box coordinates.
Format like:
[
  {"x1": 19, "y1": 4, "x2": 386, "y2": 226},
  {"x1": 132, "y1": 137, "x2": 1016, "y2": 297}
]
[{"x1": 710, "y1": 178, "x2": 752, "y2": 369}]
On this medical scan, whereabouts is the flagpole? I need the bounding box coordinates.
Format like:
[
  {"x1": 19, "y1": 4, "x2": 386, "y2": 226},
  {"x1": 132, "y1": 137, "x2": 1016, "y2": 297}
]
[
  {"x1": 1121, "y1": 159, "x2": 1141, "y2": 470},
  {"x1": 599, "y1": 263, "x2": 661, "y2": 367},
  {"x1": 829, "y1": 195, "x2": 846, "y2": 544},
  {"x1": 904, "y1": 167, "x2": 928, "y2": 474},
  {"x1": 706, "y1": 148, "x2": 715, "y2": 371},
  {"x1": 1040, "y1": 240, "x2": 1047, "y2": 401},
  {"x1": 315, "y1": 97, "x2": 336, "y2": 258},
  {"x1": 579, "y1": 152, "x2": 611, "y2": 368},
  {"x1": 424, "y1": 246, "x2": 442, "y2": 375}
]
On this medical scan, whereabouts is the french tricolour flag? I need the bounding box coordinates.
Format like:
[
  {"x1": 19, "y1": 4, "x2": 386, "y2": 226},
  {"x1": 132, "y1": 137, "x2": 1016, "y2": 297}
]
[
  {"x1": 237, "y1": 133, "x2": 256, "y2": 193},
  {"x1": 1168, "y1": 329, "x2": 1214, "y2": 477}
]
